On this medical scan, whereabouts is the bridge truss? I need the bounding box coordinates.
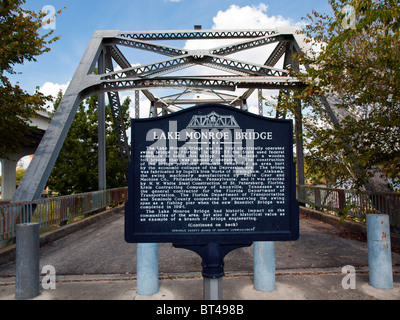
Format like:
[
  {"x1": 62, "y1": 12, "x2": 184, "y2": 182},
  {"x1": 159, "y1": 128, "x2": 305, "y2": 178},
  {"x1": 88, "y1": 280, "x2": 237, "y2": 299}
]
[{"x1": 13, "y1": 28, "x2": 309, "y2": 202}]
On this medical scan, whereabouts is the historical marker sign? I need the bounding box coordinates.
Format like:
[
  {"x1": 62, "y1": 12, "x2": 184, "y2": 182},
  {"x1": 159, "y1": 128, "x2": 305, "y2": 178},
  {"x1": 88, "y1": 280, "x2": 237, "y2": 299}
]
[{"x1": 125, "y1": 104, "x2": 299, "y2": 246}]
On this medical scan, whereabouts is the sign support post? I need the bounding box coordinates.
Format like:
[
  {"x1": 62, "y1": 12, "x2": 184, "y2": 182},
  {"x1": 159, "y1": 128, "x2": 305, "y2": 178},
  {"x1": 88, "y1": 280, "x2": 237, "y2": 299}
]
[
  {"x1": 136, "y1": 100, "x2": 159, "y2": 296},
  {"x1": 204, "y1": 278, "x2": 223, "y2": 300},
  {"x1": 201, "y1": 243, "x2": 224, "y2": 300}
]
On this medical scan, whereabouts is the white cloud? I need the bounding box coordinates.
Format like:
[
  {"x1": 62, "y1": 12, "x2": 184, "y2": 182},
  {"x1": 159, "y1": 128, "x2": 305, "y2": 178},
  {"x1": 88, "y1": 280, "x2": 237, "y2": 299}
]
[
  {"x1": 119, "y1": 91, "x2": 151, "y2": 120},
  {"x1": 185, "y1": 3, "x2": 302, "y2": 50},
  {"x1": 122, "y1": 92, "x2": 151, "y2": 143},
  {"x1": 38, "y1": 81, "x2": 69, "y2": 98},
  {"x1": 183, "y1": 4, "x2": 304, "y2": 115},
  {"x1": 212, "y1": 3, "x2": 303, "y2": 54},
  {"x1": 213, "y1": 4, "x2": 295, "y2": 29},
  {"x1": 37, "y1": 81, "x2": 70, "y2": 110}
]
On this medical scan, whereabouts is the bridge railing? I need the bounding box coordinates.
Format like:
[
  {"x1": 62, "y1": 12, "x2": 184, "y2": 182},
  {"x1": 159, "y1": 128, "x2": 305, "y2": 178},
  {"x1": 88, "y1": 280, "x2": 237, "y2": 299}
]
[
  {"x1": 297, "y1": 185, "x2": 400, "y2": 232},
  {"x1": 0, "y1": 187, "x2": 128, "y2": 247}
]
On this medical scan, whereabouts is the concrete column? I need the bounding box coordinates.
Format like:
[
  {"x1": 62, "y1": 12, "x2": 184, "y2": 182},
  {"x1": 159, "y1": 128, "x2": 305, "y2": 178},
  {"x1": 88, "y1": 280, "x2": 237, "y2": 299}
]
[
  {"x1": 15, "y1": 223, "x2": 40, "y2": 299},
  {"x1": 367, "y1": 214, "x2": 393, "y2": 289},
  {"x1": 1, "y1": 158, "x2": 17, "y2": 201},
  {"x1": 254, "y1": 241, "x2": 275, "y2": 291}
]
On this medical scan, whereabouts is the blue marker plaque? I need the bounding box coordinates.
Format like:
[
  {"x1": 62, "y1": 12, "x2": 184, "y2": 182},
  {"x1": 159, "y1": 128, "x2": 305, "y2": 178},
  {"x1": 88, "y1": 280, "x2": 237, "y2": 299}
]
[{"x1": 125, "y1": 104, "x2": 299, "y2": 247}]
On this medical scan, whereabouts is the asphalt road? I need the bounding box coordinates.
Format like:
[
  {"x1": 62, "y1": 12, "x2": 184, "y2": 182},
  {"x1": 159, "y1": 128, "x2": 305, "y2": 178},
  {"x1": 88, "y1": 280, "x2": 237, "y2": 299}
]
[
  {"x1": 1, "y1": 211, "x2": 400, "y2": 301},
  {"x1": 1, "y1": 211, "x2": 399, "y2": 276}
]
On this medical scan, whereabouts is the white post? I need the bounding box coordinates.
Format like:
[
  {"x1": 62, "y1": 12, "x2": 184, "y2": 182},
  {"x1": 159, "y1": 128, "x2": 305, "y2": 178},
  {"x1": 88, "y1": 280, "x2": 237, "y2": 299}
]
[
  {"x1": 137, "y1": 243, "x2": 159, "y2": 295},
  {"x1": 254, "y1": 241, "x2": 275, "y2": 291},
  {"x1": 15, "y1": 223, "x2": 40, "y2": 299},
  {"x1": 367, "y1": 214, "x2": 393, "y2": 289}
]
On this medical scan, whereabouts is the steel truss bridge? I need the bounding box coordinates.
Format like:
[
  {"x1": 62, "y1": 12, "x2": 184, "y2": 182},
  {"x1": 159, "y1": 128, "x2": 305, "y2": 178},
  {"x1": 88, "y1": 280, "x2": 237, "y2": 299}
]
[{"x1": 12, "y1": 27, "x2": 317, "y2": 203}]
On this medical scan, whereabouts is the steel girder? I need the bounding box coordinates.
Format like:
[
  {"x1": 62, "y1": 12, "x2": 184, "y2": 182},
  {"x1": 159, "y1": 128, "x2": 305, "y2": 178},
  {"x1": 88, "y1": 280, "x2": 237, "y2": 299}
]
[
  {"x1": 104, "y1": 47, "x2": 130, "y2": 162},
  {"x1": 117, "y1": 29, "x2": 278, "y2": 40},
  {"x1": 12, "y1": 28, "x2": 306, "y2": 202},
  {"x1": 12, "y1": 31, "x2": 105, "y2": 202},
  {"x1": 111, "y1": 37, "x2": 186, "y2": 57},
  {"x1": 112, "y1": 33, "x2": 288, "y2": 57}
]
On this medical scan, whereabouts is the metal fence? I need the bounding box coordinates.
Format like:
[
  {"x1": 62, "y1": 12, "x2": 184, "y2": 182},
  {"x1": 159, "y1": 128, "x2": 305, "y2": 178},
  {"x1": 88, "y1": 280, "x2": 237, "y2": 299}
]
[
  {"x1": 0, "y1": 187, "x2": 128, "y2": 247},
  {"x1": 297, "y1": 185, "x2": 400, "y2": 232}
]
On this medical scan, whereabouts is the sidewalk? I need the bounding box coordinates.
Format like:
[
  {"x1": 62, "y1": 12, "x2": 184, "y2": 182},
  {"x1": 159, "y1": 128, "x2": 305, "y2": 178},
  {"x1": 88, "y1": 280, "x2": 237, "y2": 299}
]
[
  {"x1": 0, "y1": 268, "x2": 400, "y2": 300},
  {"x1": 0, "y1": 211, "x2": 399, "y2": 300}
]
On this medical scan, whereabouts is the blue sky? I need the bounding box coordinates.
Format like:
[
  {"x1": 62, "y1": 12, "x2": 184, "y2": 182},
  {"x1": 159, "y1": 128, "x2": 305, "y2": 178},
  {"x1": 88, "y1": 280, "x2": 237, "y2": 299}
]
[{"x1": 12, "y1": 0, "x2": 333, "y2": 97}]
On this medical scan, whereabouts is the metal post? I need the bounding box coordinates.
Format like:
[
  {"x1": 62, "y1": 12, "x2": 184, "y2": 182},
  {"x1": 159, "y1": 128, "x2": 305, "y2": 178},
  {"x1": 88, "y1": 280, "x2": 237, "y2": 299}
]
[
  {"x1": 201, "y1": 243, "x2": 224, "y2": 300},
  {"x1": 204, "y1": 278, "x2": 223, "y2": 300},
  {"x1": 241, "y1": 99, "x2": 248, "y2": 111},
  {"x1": 338, "y1": 190, "x2": 346, "y2": 216},
  {"x1": 295, "y1": 99, "x2": 305, "y2": 205},
  {"x1": 135, "y1": 90, "x2": 140, "y2": 119},
  {"x1": 258, "y1": 89, "x2": 263, "y2": 116},
  {"x1": 315, "y1": 188, "x2": 321, "y2": 211},
  {"x1": 150, "y1": 101, "x2": 156, "y2": 118},
  {"x1": 137, "y1": 243, "x2": 159, "y2": 295},
  {"x1": 254, "y1": 241, "x2": 275, "y2": 291},
  {"x1": 135, "y1": 102, "x2": 159, "y2": 296},
  {"x1": 367, "y1": 214, "x2": 393, "y2": 289},
  {"x1": 98, "y1": 51, "x2": 106, "y2": 191},
  {"x1": 15, "y1": 223, "x2": 40, "y2": 300}
]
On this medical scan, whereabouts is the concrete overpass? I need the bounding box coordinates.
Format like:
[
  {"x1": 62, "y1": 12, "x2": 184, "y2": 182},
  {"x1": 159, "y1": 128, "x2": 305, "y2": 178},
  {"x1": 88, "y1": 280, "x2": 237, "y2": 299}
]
[{"x1": 0, "y1": 110, "x2": 50, "y2": 202}]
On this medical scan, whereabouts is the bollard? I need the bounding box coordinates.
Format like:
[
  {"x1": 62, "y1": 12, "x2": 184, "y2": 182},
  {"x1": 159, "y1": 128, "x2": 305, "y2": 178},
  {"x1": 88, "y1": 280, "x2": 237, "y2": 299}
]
[
  {"x1": 254, "y1": 241, "x2": 275, "y2": 291},
  {"x1": 367, "y1": 214, "x2": 393, "y2": 289},
  {"x1": 137, "y1": 243, "x2": 159, "y2": 295},
  {"x1": 15, "y1": 223, "x2": 40, "y2": 300}
]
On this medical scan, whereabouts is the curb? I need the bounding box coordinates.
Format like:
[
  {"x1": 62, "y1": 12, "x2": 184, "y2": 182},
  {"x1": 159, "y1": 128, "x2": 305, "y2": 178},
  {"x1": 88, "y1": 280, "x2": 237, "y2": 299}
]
[
  {"x1": 0, "y1": 205, "x2": 124, "y2": 266},
  {"x1": 300, "y1": 206, "x2": 400, "y2": 249}
]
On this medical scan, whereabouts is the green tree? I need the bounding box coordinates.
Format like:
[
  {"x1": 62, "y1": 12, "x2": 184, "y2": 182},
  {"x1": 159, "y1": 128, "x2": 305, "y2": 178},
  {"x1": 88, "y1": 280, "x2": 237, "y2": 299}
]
[
  {"x1": 16, "y1": 168, "x2": 26, "y2": 186},
  {"x1": 286, "y1": 0, "x2": 400, "y2": 190},
  {"x1": 47, "y1": 91, "x2": 130, "y2": 195},
  {"x1": 0, "y1": 169, "x2": 27, "y2": 189},
  {"x1": 0, "y1": 0, "x2": 63, "y2": 159}
]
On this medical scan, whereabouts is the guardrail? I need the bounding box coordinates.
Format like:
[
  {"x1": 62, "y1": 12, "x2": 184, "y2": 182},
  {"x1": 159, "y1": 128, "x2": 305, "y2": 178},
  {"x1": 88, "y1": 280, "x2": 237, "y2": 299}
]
[
  {"x1": 297, "y1": 185, "x2": 400, "y2": 232},
  {"x1": 0, "y1": 187, "x2": 128, "y2": 247}
]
